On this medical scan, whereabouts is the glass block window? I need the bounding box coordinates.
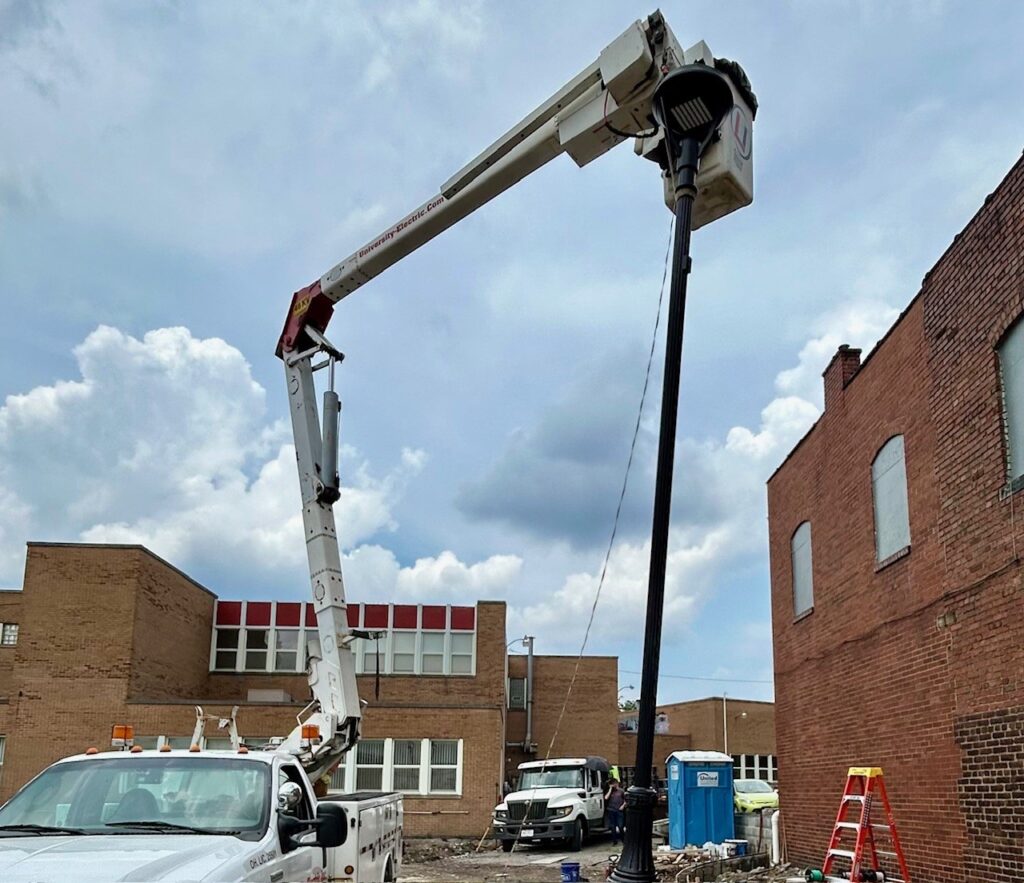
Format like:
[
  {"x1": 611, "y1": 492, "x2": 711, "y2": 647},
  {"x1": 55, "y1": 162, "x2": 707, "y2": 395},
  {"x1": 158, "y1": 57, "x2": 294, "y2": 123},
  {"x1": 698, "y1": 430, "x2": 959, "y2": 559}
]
[
  {"x1": 0, "y1": 624, "x2": 18, "y2": 646},
  {"x1": 429, "y1": 740, "x2": 459, "y2": 793}
]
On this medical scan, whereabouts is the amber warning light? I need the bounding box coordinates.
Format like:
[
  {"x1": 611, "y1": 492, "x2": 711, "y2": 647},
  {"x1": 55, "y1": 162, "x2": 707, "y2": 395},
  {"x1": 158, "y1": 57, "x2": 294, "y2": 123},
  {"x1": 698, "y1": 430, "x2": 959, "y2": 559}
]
[
  {"x1": 300, "y1": 724, "x2": 321, "y2": 746},
  {"x1": 111, "y1": 724, "x2": 135, "y2": 748}
]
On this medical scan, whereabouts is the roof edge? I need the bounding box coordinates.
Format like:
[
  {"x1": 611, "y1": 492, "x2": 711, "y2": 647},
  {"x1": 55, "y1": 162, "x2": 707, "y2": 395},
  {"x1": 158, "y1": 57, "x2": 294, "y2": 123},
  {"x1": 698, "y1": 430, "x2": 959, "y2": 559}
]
[{"x1": 27, "y1": 541, "x2": 217, "y2": 600}]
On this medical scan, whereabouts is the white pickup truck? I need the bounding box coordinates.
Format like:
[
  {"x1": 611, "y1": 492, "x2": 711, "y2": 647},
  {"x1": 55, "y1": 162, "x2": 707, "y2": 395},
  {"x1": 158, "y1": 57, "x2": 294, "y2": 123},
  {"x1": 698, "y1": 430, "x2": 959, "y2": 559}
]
[
  {"x1": 493, "y1": 757, "x2": 610, "y2": 852},
  {"x1": 0, "y1": 748, "x2": 402, "y2": 882}
]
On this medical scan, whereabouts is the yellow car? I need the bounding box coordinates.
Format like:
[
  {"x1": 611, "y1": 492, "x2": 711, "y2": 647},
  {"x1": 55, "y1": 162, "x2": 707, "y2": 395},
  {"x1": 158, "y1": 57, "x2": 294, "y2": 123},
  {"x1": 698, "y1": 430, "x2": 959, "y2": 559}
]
[{"x1": 733, "y1": 778, "x2": 779, "y2": 812}]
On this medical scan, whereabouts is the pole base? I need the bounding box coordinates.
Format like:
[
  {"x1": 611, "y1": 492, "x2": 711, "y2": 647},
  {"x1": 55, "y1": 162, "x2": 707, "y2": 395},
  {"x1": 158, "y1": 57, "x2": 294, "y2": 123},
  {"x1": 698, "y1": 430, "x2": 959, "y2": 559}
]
[{"x1": 609, "y1": 786, "x2": 657, "y2": 883}]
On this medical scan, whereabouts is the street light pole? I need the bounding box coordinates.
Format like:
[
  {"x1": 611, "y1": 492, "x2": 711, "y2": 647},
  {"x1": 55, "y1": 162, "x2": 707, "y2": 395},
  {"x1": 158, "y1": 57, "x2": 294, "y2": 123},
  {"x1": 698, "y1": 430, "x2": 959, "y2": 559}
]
[
  {"x1": 723, "y1": 693, "x2": 728, "y2": 755},
  {"x1": 611, "y1": 65, "x2": 734, "y2": 883}
]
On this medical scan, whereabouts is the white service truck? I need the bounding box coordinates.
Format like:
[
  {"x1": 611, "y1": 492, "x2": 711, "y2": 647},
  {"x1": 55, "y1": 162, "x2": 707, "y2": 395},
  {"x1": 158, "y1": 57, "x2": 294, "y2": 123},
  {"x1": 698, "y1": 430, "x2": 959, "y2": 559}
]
[
  {"x1": 0, "y1": 9, "x2": 754, "y2": 881},
  {"x1": 493, "y1": 757, "x2": 611, "y2": 852},
  {"x1": 0, "y1": 747, "x2": 399, "y2": 882}
]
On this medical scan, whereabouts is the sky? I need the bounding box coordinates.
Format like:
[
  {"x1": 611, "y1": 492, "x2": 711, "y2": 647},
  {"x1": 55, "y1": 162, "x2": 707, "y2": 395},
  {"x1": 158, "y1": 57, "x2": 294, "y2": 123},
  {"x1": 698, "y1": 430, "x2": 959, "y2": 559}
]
[{"x1": 1, "y1": 0, "x2": 1023, "y2": 707}]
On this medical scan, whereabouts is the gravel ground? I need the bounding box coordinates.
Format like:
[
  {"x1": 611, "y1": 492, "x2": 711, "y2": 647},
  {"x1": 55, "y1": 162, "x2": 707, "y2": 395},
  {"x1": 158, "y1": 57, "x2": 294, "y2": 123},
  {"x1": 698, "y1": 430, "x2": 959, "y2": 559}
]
[
  {"x1": 401, "y1": 836, "x2": 619, "y2": 882},
  {"x1": 399, "y1": 839, "x2": 798, "y2": 882}
]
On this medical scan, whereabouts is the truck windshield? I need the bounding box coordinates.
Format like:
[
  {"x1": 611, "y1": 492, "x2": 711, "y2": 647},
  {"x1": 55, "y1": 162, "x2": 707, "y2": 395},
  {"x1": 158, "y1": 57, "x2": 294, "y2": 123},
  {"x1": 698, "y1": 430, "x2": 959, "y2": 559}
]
[
  {"x1": 0, "y1": 757, "x2": 270, "y2": 839},
  {"x1": 518, "y1": 768, "x2": 584, "y2": 790}
]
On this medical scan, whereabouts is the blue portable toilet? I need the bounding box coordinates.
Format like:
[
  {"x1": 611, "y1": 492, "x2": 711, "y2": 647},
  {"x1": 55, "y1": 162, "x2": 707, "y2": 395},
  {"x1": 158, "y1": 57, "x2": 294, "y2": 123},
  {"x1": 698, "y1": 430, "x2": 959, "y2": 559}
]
[{"x1": 666, "y1": 750, "x2": 735, "y2": 848}]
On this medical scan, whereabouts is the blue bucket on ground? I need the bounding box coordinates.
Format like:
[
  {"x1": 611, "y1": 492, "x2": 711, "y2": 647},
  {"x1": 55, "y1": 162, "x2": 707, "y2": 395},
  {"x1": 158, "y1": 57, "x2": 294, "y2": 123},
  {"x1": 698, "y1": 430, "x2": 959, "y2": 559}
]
[{"x1": 560, "y1": 861, "x2": 581, "y2": 882}]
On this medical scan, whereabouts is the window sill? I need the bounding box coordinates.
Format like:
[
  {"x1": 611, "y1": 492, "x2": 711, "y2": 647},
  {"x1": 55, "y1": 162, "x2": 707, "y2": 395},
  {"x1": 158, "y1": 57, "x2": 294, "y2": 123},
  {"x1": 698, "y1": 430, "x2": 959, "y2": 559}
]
[
  {"x1": 792, "y1": 606, "x2": 814, "y2": 624},
  {"x1": 875, "y1": 545, "x2": 911, "y2": 572}
]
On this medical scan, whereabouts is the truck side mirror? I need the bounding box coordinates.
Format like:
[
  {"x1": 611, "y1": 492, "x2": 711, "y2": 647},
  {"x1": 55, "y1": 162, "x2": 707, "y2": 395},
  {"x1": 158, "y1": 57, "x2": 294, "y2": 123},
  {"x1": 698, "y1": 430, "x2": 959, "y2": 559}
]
[
  {"x1": 278, "y1": 782, "x2": 303, "y2": 814},
  {"x1": 314, "y1": 803, "x2": 347, "y2": 849},
  {"x1": 279, "y1": 803, "x2": 347, "y2": 852}
]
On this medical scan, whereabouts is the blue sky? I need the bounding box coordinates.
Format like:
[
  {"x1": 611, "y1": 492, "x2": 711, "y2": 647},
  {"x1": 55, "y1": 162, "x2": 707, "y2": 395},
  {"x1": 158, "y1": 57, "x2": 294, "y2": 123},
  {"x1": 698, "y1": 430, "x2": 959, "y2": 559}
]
[{"x1": 1, "y1": 0, "x2": 1022, "y2": 706}]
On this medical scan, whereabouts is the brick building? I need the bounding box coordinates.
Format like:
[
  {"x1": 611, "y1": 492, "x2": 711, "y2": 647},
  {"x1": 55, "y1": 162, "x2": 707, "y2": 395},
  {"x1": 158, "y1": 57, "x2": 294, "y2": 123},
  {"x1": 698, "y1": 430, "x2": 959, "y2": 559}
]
[
  {"x1": 617, "y1": 697, "x2": 776, "y2": 783},
  {"x1": 0, "y1": 542, "x2": 621, "y2": 837},
  {"x1": 768, "y1": 154, "x2": 1024, "y2": 882}
]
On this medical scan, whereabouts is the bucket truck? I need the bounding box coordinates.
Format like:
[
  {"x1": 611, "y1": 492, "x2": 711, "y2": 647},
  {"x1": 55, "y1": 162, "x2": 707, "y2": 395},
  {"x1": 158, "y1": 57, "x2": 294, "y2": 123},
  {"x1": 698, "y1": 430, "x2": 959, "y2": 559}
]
[{"x1": 0, "y1": 11, "x2": 754, "y2": 882}]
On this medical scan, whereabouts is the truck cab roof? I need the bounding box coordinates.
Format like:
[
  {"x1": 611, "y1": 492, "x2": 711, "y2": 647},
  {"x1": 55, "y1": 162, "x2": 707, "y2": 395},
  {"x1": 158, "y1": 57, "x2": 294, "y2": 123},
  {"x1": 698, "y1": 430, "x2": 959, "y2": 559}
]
[
  {"x1": 518, "y1": 756, "x2": 609, "y2": 772},
  {"x1": 54, "y1": 749, "x2": 292, "y2": 766}
]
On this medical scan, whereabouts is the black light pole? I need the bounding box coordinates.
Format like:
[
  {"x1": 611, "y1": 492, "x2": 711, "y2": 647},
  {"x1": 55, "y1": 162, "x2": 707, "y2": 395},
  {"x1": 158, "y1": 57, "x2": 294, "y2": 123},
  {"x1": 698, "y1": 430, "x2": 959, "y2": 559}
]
[{"x1": 610, "y1": 65, "x2": 734, "y2": 883}]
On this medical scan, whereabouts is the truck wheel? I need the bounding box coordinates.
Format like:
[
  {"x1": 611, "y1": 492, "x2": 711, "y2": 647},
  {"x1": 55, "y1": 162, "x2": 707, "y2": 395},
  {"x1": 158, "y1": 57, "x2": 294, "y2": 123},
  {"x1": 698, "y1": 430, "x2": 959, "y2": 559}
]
[
  {"x1": 501, "y1": 839, "x2": 515, "y2": 852},
  {"x1": 569, "y1": 818, "x2": 584, "y2": 852}
]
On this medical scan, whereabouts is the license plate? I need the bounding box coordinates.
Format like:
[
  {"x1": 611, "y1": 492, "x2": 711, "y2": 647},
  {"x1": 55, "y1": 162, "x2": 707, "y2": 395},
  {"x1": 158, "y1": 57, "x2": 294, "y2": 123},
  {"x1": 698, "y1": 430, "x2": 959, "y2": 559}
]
[{"x1": 521, "y1": 828, "x2": 534, "y2": 838}]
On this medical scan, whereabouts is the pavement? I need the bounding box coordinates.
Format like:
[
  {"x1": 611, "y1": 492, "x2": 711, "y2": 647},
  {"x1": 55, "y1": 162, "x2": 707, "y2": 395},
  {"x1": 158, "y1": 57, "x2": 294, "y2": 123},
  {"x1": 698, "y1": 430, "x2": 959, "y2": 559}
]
[{"x1": 402, "y1": 836, "x2": 620, "y2": 882}]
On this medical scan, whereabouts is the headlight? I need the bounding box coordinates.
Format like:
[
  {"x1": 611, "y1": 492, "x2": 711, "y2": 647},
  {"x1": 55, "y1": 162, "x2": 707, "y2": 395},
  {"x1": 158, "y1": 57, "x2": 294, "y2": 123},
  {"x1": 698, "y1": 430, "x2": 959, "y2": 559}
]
[
  {"x1": 552, "y1": 806, "x2": 573, "y2": 818},
  {"x1": 494, "y1": 809, "x2": 508, "y2": 819}
]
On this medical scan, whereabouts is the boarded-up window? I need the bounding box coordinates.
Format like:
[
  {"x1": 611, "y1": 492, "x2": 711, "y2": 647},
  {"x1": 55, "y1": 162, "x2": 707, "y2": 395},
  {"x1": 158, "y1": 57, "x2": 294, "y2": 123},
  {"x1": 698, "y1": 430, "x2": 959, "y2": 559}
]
[
  {"x1": 872, "y1": 435, "x2": 911, "y2": 561},
  {"x1": 791, "y1": 522, "x2": 813, "y2": 616},
  {"x1": 1000, "y1": 320, "x2": 1024, "y2": 481}
]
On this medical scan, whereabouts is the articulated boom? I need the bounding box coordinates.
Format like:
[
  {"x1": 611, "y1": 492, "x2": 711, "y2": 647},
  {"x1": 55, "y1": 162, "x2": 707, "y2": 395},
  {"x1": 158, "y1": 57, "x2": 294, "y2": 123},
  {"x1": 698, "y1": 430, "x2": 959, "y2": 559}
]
[
  {"x1": 277, "y1": 333, "x2": 364, "y2": 781},
  {"x1": 273, "y1": 8, "x2": 755, "y2": 782}
]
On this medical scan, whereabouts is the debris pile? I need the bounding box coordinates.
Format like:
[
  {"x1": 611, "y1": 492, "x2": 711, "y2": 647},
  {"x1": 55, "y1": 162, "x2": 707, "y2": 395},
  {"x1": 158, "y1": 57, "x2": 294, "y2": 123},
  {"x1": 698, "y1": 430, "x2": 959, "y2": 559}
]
[
  {"x1": 403, "y1": 837, "x2": 478, "y2": 863},
  {"x1": 645, "y1": 848, "x2": 791, "y2": 882}
]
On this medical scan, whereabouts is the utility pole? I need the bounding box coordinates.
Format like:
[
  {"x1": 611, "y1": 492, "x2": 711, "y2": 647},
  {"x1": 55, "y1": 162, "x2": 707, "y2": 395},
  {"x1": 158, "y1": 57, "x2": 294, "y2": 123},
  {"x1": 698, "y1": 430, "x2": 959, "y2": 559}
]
[{"x1": 610, "y1": 65, "x2": 735, "y2": 883}]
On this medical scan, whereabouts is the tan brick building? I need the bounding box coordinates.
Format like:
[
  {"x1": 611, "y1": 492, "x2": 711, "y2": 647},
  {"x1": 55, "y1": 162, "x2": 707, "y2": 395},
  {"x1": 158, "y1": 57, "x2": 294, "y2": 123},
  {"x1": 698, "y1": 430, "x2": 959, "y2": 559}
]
[
  {"x1": 0, "y1": 542, "x2": 627, "y2": 837},
  {"x1": 768, "y1": 154, "x2": 1024, "y2": 881},
  {"x1": 617, "y1": 697, "x2": 776, "y2": 783}
]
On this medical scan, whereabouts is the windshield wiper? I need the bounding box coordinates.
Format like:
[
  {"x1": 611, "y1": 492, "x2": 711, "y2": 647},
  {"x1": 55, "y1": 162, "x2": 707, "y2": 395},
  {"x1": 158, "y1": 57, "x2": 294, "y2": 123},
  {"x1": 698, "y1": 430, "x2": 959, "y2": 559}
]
[
  {"x1": 0, "y1": 823, "x2": 88, "y2": 836},
  {"x1": 105, "y1": 820, "x2": 241, "y2": 835}
]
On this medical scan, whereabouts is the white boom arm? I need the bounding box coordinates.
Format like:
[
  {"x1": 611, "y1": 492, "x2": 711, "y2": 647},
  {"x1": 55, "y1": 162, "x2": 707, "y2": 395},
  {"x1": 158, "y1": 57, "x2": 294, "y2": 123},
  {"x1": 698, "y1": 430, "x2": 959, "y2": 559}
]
[
  {"x1": 317, "y1": 14, "x2": 754, "y2": 304},
  {"x1": 275, "y1": 9, "x2": 756, "y2": 781}
]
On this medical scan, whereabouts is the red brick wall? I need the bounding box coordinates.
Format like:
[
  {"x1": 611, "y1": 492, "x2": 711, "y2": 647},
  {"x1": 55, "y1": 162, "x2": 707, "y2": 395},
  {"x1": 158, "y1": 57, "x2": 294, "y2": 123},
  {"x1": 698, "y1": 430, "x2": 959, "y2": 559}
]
[{"x1": 768, "y1": 154, "x2": 1024, "y2": 881}]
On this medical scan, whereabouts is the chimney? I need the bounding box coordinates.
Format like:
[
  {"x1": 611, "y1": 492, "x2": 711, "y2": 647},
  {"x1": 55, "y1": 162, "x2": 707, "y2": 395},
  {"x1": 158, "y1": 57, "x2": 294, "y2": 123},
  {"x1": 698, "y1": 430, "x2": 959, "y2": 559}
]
[{"x1": 822, "y1": 344, "x2": 862, "y2": 411}]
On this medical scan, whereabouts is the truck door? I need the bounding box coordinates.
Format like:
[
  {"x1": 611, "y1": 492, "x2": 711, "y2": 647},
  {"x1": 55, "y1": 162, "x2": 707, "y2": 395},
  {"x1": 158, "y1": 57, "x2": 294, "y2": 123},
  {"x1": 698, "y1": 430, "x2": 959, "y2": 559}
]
[
  {"x1": 269, "y1": 765, "x2": 319, "y2": 883},
  {"x1": 586, "y1": 769, "x2": 604, "y2": 825}
]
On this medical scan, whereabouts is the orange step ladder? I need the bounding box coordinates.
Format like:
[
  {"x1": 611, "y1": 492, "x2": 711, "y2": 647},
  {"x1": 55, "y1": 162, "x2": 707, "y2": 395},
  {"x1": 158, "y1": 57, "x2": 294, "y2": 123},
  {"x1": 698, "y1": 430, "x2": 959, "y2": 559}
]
[{"x1": 817, "y1": 767, "x2": 911, "y2": 883}]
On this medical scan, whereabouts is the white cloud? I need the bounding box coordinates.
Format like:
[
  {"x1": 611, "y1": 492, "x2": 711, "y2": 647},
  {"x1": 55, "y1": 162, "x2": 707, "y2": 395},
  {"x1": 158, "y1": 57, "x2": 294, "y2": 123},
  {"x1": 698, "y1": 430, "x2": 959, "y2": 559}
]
[
  {"x1": 342, "y1": 545, "x2": 522, "y2": 603},
  {"x1": 396, "y1": 550, "x2": 522, "y2": 598},
  {"x1": 0, "y1": 325, "x2": 422, "y2": 584},
  {"x1": 775, "y1": 300, "x2": 900, "y2": 405}
]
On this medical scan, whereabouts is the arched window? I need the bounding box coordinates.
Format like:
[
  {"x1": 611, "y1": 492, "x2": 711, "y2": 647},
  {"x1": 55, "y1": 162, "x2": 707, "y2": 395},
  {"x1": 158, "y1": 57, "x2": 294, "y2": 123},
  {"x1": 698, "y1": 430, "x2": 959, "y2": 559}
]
[
  {"x1": 872, "y1": 435, "x2": 911, "y2": 561},
  {"x1": 791, "y1": 522, "x2": 813, "y2": 616},
  {"x1": 998, "y1": 319, "x2": 1024, "y2": 482}
]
